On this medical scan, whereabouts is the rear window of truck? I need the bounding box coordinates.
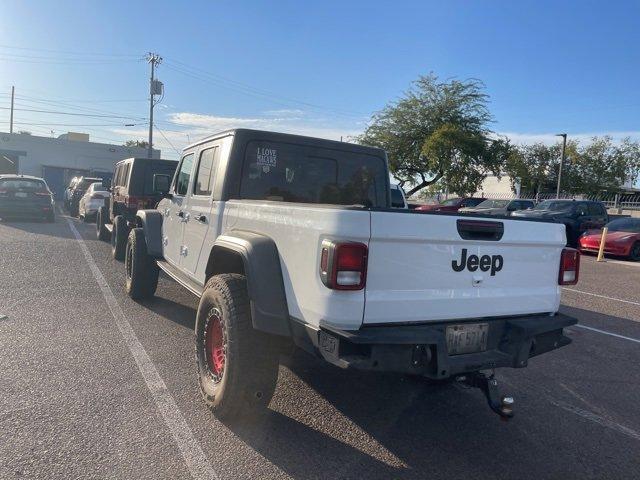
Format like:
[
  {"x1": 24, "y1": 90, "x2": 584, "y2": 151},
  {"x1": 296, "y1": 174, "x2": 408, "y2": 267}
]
[
  {"x1": 128, "y1": 161, "x2": 178, "y2": 195},
  {"x1": 239, "y1": 141, "x2": 388, "y2": 207}
]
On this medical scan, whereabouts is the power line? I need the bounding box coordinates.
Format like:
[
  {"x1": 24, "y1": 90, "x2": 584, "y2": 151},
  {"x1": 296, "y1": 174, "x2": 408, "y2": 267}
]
[
  {"x1": 12, "y1": 94, "x2": 146, "y2": 119},
  {"x1": 0, "y1": 55, "x2": 140, "y2": 66},
  {"x1": 0, "y1": 105, "x2": 146, "y2": 120},
  {"x1": 0, "y1": 120, "x2": 143, "y2": 127},
  {"x1": 0, "y1": 44, "x2": 140, "y2": 58},
  {"x1": 154, "y1": 123, "x2": 182, "y2": 156},
  {"x1": 0, "y1": 93, "x2": 146, "y2": 103}
]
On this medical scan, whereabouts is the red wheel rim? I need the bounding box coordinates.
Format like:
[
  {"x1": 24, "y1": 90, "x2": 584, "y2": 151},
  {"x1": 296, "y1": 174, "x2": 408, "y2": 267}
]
[{"x1": 205, "y1": 311, "x2": 225, "y2": 380}]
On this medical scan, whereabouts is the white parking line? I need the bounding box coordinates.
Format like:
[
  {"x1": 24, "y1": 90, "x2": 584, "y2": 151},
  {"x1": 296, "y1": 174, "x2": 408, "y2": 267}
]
[
  {"x1": 563, "y1": 287, "x2": 640, "y2": 307},
  {"x1": 66, "y1": 219, "x2": 219, "y2": 480},
  {"x1": 550, "y1": 399, "x2": 640, "y2": 441},
  {"x1": 573, "y1": 324, "x2": 640, "y2": 345}
]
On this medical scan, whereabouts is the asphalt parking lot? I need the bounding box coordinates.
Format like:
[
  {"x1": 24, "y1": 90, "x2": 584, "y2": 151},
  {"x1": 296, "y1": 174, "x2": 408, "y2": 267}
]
[{"x1": 2, "y1": 212, "x2": 640, "y2": 480}]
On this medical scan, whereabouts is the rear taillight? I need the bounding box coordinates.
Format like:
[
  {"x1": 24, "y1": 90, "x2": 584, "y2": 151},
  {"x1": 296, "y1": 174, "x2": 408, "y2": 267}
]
[
  {"x1": 35, "y1": 191, "x2": 51, "y2": 197},
  {"x1": 125, "y1": 196, "x2": 139, "y2": 208},
  {"x1": 319, "y1": 240, "x2": 368, "y2": 290},
  {"x1": 559, "y1": 248, "x2": 580, "y2": 285}
]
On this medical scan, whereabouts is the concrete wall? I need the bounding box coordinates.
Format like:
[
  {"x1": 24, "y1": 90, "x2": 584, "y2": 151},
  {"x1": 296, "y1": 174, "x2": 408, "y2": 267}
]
[{"x1": 0, "y1": 131, "x2": 159, "y2": 177}]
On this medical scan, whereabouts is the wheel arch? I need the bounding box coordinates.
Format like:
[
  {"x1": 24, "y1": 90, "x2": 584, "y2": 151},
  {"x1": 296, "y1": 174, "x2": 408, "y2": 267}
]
[
  {"x1": 134, "y1": 209, "x2": 164, "y2": 257},
  {"x1": 204, "y1": 231, "x2": 291, "y2": 337}
]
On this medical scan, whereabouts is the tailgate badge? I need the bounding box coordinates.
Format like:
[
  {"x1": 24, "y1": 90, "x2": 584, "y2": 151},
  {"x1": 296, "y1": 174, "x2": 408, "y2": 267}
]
[{"x1": 452, "y1": 248, "x2": 503, "y2": 276}]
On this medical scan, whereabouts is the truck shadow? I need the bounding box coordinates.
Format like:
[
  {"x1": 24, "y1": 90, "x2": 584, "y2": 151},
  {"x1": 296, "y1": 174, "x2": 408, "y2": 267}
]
[{"x1": 228, "y1": 350, "x2": 545, "y2": 480}]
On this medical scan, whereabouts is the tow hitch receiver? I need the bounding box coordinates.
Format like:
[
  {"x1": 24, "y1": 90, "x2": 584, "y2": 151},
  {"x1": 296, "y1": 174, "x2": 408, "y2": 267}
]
[{"x1": 457, "y1": 372, "x2": 514, "y2": 420}]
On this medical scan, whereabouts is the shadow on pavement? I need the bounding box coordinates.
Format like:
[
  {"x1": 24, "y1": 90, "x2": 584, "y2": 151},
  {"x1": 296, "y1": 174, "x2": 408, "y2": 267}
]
[
  {"x1": 138, "y1": 295, "x2": 197, "y2": 331},
  {"x1": 0, "y1": 217, "x2": 76, "y2": 240},
  {"x1": 227, "y1": 340, "x2": 640, "y2": 480}
]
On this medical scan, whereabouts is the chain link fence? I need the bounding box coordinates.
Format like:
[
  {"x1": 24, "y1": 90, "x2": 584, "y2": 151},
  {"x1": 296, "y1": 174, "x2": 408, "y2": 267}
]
[
  {"x1": 414, "y1": 192, "x2": 640, "y2": 210},
  {"x1": 477, "y1": 192, "x2": 640, "y2": 210}
]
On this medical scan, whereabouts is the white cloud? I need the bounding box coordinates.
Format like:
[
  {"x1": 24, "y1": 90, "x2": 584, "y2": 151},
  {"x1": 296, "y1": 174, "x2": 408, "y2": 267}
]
[
  {"x1": 111, "y1": 108, "x2": 640, "y2": 162},
  {"x1": 110, "y1": 111, "x2": 361, "y2": 159}
]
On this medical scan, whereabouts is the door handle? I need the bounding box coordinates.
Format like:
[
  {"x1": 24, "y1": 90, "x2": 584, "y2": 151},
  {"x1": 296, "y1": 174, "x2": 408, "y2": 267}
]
[
  {"x1": 176, "y1": 211, "x2": 184, "y2": 218},
  {"x1": 195, "y1": 214, "x2": 207, "y2": 223}
]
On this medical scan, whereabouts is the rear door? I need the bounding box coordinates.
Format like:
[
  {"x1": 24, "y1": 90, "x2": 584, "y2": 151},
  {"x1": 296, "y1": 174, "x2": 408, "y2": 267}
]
[
  {"x1": 181, "y1": 145, "x2": 222, "y2": 277},
  {"x1": 364, "y1": 211, "x2": 566, "y2": 325},
  {"x1": 161, "y1": 153, "x2": 194, "y2": 268}
]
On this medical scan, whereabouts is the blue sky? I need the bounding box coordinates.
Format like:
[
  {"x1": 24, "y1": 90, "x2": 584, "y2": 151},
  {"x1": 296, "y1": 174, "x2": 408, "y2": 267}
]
[{"x1": 0, "y1": 0, "x2": 638, "y2": 160}]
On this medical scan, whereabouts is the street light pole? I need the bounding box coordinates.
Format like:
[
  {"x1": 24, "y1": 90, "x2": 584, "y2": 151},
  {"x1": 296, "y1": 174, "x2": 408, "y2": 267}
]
[{"x1": 556, "y1": 133, "x2": 567, "y2": 198}]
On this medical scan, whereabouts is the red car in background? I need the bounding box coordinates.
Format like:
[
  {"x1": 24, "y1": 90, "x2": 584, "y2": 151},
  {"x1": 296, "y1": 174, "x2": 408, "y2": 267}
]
[
  {"x1": 415, "y1": 197, "x2": 486, "y2": 212},
  {"x1": 579, "y1": 217, "x2": 640, "y2": 260}
]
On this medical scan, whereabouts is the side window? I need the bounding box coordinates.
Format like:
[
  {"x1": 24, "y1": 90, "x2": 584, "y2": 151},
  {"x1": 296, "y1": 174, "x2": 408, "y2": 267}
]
[
  {"x1": 114, "y1": 166, "x2": 121, "y2": 186},
  {"x1": 122, "y1": 164, "x2": 131, "y2": 188},
  {"x1": 174, "y1": 153, "x2": 195, "y2": 196},
  {"x1": 576, "y1": 203, "x2": 588, "y2": 216},
  {"x1": 193, "y1": 147, "x2": 219, "y2": 196},
  {"x1": 588, "y1": 203, "x2": 603, "y2": 216}
]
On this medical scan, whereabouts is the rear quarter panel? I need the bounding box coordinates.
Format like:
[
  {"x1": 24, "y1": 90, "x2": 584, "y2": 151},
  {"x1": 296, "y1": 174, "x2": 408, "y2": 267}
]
[{"x1": 221, "y1": 200, "x2": 370, "y2": 330}]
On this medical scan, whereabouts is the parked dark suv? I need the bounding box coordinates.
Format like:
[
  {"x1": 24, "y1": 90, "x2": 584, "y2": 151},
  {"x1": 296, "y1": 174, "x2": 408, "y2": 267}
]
[
  {"x1": 64, "y1": 176, "x2": 102, "y2": 216},
  {"x1": 512, "y1": 199, "x2": 609, "y2": 246},
  {"x1": 97, "y1": 157, "x2": 177, "y2": 260},
  {"x1": 0, "y1": 175, "x2": 55, "y2": 222}
]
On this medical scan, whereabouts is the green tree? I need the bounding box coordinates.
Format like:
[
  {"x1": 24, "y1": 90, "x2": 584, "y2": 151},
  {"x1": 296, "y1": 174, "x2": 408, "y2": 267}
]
[
  {"x1": 124, "y1": 139, "x2": 149, "y2": 149},
  {"x1": 505, "y1": 142, "x2": 562, "y2": 195},
  {"x1": 569, "y1": 137, "x2": 640, "y2": 193},
  {"x1": 358, "y1": 74, "x2": 510, "y2": 196},
  {"x1": 507, "y1": 137, "x2": 640, "y2": 195}
]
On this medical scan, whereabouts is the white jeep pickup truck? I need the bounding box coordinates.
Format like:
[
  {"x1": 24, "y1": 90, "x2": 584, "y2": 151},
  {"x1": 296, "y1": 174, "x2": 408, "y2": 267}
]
[{"x1": 124, "y1": 128, "x2": 579, "y2": 420}]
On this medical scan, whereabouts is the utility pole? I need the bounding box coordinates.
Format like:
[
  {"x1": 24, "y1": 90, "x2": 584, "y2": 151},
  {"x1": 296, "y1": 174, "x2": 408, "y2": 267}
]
[
  {"x1": 146, "y1": 53, "x2": 163, "y2": 158},
  {"x1": 9, "y1": 86, "x2": 15, "y2": 134},
  {"x1": 556, "y1": 133, "x2": 567, "y2": 198}
]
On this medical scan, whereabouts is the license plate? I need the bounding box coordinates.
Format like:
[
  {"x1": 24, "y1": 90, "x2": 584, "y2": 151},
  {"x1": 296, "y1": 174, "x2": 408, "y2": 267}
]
[
  {"x1": 446, "y1": 323, "x2": 489, "y2": 355},
  {"x1": 15, "y1": 192, "x2": 27, "y2": 198}
]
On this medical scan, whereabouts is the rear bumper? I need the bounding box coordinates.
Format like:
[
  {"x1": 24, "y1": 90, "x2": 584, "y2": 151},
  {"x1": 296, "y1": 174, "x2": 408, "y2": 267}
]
[
  {"x1": 0, "y1": 204, "x2": 53, "y2": 219},
  {"x1": 293, "y1": 313, "x2": 577, "y2": 379}
]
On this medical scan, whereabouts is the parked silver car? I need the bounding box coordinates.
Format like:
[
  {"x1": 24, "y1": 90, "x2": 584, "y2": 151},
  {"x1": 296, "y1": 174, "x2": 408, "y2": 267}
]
[{"x1": 78, "y1": 182, "x2": 109, "y2": 222}]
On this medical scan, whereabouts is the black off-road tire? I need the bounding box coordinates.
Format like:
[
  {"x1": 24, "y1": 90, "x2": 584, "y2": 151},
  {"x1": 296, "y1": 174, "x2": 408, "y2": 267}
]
[
  {"x1": 96, "y1": 207, "x2": 110, "y2": 241},
  {"x1": 630, "y1": 242, "x2": 640, "y2": 262},
  {"x1": 196, "y1": 274, "x2": 280, "y2": 421},
  {"x1": 124, "y1": 228, "x2": 159, "y2": 300},
  {"x1": 111, "y1": 215, "x2": 128, "y2": 261}
]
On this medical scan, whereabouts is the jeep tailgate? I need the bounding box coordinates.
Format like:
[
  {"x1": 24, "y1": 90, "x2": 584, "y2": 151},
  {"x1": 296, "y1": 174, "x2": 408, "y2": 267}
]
[{"x1": 363, "y1": 212, "x2": 566, "y2": 325}]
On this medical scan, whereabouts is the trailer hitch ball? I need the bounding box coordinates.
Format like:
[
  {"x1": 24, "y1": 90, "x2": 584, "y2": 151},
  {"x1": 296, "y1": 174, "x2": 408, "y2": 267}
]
[
  {"x1": 500, "y1": 396, "x2": 514, "y2": 417},
  {"x1": 458, "y1": 372, "x2": 515, "y2": 420}
]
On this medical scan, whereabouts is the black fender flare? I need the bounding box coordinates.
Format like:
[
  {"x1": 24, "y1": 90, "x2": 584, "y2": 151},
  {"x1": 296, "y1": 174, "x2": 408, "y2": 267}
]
[
  {"x1": 206, "y1": 231, "x2": 290, "y2": 337},
  {"x1": 134, "y1": 209, "x2": 164, "y2": 257}
]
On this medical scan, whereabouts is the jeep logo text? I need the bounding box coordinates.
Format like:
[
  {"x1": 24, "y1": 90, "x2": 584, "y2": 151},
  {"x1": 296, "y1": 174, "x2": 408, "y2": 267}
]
[{"x1": 452, "y1": 249, "x2": 503, "y2": 276}]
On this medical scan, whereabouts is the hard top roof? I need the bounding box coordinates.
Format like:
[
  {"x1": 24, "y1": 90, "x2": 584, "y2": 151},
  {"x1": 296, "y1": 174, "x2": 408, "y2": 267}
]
[{"x1": 183, "y1": 128, "x2": 386, "y2": 156}]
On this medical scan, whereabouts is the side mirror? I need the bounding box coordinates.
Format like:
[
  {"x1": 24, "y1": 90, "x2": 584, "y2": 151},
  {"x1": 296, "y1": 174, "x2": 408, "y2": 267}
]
[{"x1": 153, "y1": 174, "x2": 172, "y2": 198}]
